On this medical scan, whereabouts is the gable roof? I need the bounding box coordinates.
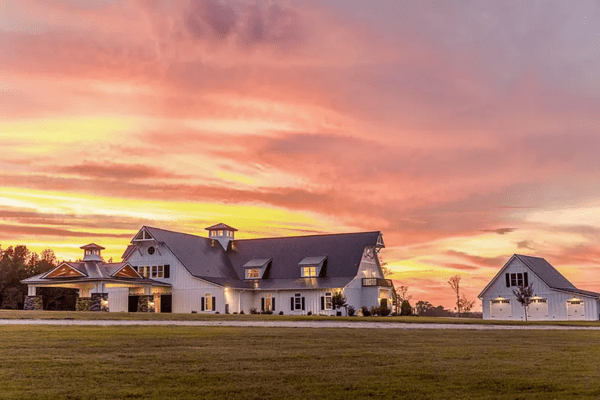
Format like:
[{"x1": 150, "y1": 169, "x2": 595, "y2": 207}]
[
  {"x1": 143, "y1": 226, "x2": 240, "y2": 286},
  {"x1": 126, "y1": 226, "x2": 381, "y2": 290},
  {"x1": 478, "y1": 254, "x2": 599, "y2": 298},
  {"x1": 513, "y1": 254, "x2": 576, "y2": 290}
]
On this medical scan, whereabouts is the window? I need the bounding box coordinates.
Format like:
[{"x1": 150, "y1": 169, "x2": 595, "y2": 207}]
[
  {"x1": 294, "y1": 293, "x2": 302, "y2": 310},
  {"x1": 491, "y1": 299, "x2": 510, "y2": 304},
  {"x1": 505, "y1": 272, "x2": 529, "y2": 287},
  {"x1": 325, "y1": 292, "x2": 332, "y2": 310},
  {"x1": 148, "y1": 246, "x2": 155, "y2": 255},
  {"x1": 205, "y1": 293, "x2": 213, "y2": 310},
  {"x1": 139, "y1": 266, "x2": 150, "y2": 278},
  {"x1": 157, "y1": 265, "x2": 163, "y2": 278},
  {"x1": 152, "y1": 266, "x2": 158, "y2": 278},
  {"x1": 265, "y1": 294, "x2": 272, "y2": 311},
  {"x1": 531, "y1": 298, "x2": 547, "y2": 303},
  {"x1": 246, "y1": 269, "x2": 260, "y2": 279},
  {"x1": 302, "y1": 266, "x2": 318, "y2": 277}
]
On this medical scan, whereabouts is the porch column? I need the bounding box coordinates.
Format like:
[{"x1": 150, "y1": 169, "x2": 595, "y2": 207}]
[{"x1": 27, "y1": 285, "x2": 37, "y2": 296}]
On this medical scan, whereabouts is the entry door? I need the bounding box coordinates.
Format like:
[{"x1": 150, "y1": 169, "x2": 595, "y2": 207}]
[
  {"x1": 490, "y1": 300, "x2": 511, "y2": 319},
  {"x1": 567, "y1": 300, "x2": 585, "y2": 320},
  {"x1": 128, "y1": 296, "x2": 140, "y2": 313},
  {"x1": 528, "y1": 299, "x2": 548, "y2": 320},
  {"x1": 160, "y1": 295, "x2": 172, "y2": 313}
]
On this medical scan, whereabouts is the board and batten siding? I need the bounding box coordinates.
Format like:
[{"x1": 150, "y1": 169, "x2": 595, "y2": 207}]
[
  {"x1": 481, "y1": 257, "x2": 599, "y2": 321},
  {"x1": 345, "y1": 248, "x2": 391, "y2": 310},
  {"x1": 125, "y1": 241, "x2": 224, "y2": 313}
]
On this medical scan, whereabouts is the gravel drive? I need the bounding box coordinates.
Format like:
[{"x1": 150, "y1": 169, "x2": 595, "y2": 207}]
[{"x1": 2, "y1": 319, "x2": 600, "y2": 330}]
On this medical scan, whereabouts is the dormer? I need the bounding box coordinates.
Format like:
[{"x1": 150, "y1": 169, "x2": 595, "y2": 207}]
[
  {"x1": 205, "y1": 223, "x2": 238, "y2": 250},
  {"x1": 81, "y1": 243, "x2": 105, "y2": 262},
  {"x1": 299, "y1": 256, "x2": 327, "y2": 278},
  {"x1": 243, "y1": 258, "x2": 272, "y2": 280}
]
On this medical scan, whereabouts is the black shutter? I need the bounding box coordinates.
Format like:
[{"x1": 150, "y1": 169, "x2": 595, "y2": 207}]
[
  {"x1": 524, "y1": 272, "x2": 528, "y2": 287},
  {"x1": 302, "y1": 297, "x2": 305, "y2": 311},
  {"x1": 321, "y1": 296, "x2": 325, "y2": 310},
  {"x1": 261, "y1": 298, "x2": 265, "y2": 312},
  {"x1": 272, "y1": 298, "x2": 276, "y2": 311},
  {"x1": 291, "y1": 297, "x2": 294, "y2": 310},
  {"x1": 201, "y1": 297, "x2": 205, "y2": 311},
  {"x1": 164, "y1": 265, "x2": 170, "y2": 279},
  {"x1": 212, "y1": 297, "x2": 216, "y2": 311},
  {"x1": 505, "y1": 273, "x2": 510, "y2": 287}
]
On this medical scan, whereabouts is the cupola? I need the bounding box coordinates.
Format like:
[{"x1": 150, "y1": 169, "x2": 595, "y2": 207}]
[
  {"x1": 205, "y1": 223, "x2": 238, "y2": 250},
  {"x1": 81, "y1": 243, "x2": 105, "y2": 262}
]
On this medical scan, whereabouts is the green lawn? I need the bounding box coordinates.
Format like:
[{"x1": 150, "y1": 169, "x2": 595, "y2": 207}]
[
  {"x1": 1, "y1": 326, "x2": 599, "y2": 399},
  {"x1": 3, "y1": 309, "x2": 600, "y2": 327}
]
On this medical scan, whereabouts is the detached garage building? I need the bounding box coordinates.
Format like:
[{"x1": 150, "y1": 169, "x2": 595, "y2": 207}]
[{"x1": 479, "y1": 254, "x2": 600, "y2": 321}]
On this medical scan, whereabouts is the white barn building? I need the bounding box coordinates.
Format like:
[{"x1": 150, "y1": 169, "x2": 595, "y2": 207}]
[
  {"x1": 479, "y1": 254, "x2": 600, "y2": 321},
  {"x1": 22, "y1": 224, "x2": 394, "y2": 315}
]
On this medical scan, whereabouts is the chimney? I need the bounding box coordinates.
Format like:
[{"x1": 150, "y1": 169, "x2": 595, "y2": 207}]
[{"x1": 205, "y1": 223, "x2": 238, "y2": 250}]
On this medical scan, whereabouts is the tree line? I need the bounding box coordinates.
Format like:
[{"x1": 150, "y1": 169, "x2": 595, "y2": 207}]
[{"x1": 0, "y1": 244, "x2": 76, "y2": 310}]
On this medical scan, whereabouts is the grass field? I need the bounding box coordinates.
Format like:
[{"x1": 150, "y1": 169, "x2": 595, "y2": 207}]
[
  {"x1": 3, "y1": 309, "x2": 600, "y2": 327},
  {"x1": 1, "y1": 325, "x2": 600, "y2": 399}
]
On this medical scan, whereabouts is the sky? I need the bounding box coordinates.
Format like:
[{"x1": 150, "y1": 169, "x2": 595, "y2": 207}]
[{"x1": 1, "y1": 0, "x2": 600, "y2": 310}]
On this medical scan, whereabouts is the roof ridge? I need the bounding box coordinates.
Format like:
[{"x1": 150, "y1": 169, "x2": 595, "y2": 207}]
[
  {"x1": 144, "y1": 226, "x2": 209, "y2": 240},
  {"x1": 234, "y1": 231, "x2": 381, "y2": 242}
]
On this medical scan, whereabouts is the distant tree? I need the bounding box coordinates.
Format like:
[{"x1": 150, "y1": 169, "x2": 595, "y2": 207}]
[
  {"x1": 448, "y1": 275, "x2": 462, "y2": 317},
  {"x1": 513, "y1": 284, "x2": 534, "y2": 321},
  {"x1": 415, "y1": 300, "x2": 434, "y2": 316},
  {"x1": 458, "y1": 294, "x2": 476, "y2": 314},
  {"x1": 400, "y1": 300, "x2": 413, "y2": 316}
]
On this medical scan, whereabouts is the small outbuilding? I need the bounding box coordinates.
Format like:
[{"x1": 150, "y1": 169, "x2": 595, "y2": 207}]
[{"x1": 479, "y1": 254, "x2": 600, "y2": 321}]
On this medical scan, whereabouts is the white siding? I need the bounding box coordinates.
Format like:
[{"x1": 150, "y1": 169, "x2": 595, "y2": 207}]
[
  {"x1": 125, "y1": 241, "x2": 224, "y2": 313},
  {"x1": 481, "y1": 257, "x2": 599, "y2": 321},
  {"x1": 105, "y1": 287, "x2": 128, "y2": 312},
  {"x1": 345, "y1": 250, "x2": 388, "y2": 310}
]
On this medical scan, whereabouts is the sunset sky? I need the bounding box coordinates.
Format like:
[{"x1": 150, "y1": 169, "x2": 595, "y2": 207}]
[{"x1": 2, "y1": 0, "x2": 600, "y2": 309}]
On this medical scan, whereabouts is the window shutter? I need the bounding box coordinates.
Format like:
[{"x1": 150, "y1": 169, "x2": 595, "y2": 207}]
[
  {"x1": 302, "y1": 297, "x2": 305, "y2": 311},
  {"x1": 261, "y1": 298, "x2": 265, "y2": 312},
  {"x1": 505, "y1": 273, "x2": 510, "y2": 287},
  {"x1": 212, "y1": 297, "x2": 216, "y2": 311},
  {"x1": 291, "y1": 297, "x2": 294, "y2": 310},
  {"x1": 272, "y1": 298, "x2": 276, "y2": 311},
  {"x1": 524, "y1": 272, "x2": 528, "y2": 287},
  {"x1": 201, "y1": 297, "x2": 205, "y2": 311},
  {"x1": 164, "y1": 265, "x2": 170, "y2": 279},
  {"x1": 321, "y1": 296, "x2": 325, "y2": 310}
]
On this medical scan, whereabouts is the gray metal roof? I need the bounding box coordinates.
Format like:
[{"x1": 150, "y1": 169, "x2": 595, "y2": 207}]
[
  {"x1": 243, "y1": 258, "x2": 272, "y2": 268},
  {"x1": 205, "y1": 223, "x2": 238, "y2": 231},
  {"x1": 513, "y1": 254, "x2": 577, "y2": 290},
  {"x1": 298, "y1": 256, "x2": 328, "y2": 265},
  {"x1": 125, "y1": 227, "x2": 380, "y2": 290}
]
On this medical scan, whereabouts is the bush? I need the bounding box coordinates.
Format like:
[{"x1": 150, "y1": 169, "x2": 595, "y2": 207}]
[
  {"x1": 215, "y1": 311, "x2": 220, "y2": 314},
  {"x1": 379, "y1": 305, "x2": 391, "y2": 316},
  {"x1": 239, "y1": 310, "x2": 245, "y2": 315},
  {"x1": 401, "y1": 300, "x2": 413, "y2": 316},
  {"x1": 278, "y1": 311, "x2": 284, "y2": 315},
  {"x1": 361, "y1": 306, "x2": 371, "y2": 317},
  {"x1": 250, "y1": 308, "x2": 258, "y2": 314},
  {"x1": 262, "y1": 310, "x2": 273, "y2": 315},
  {"x1": 233, "y1": 312, "x2": 238, "y2": 314},
  {"x1": 307, "y1": 311, "x2": 312, "y2": 316},
  {"x1": 370, "y1": 306, "x2": 380, "y2": 316},
  {"x1": 347, "y1": 306, "x2": 356, "y2": 316}
]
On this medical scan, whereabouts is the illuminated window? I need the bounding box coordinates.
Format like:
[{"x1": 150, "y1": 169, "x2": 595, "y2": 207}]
[
  {"x1": 152, "y1": 266, "x2": 158, "y2": 278},
  {"x1": 246, "y1": 269, "x2": 260, "y2": 279},
  {"x1": 302, "y1": 266, "x2": 318, "y2": 277},
  {"x1": 205, "y1": 293, "x2": 213, "y2": 310},
  {"x1": 265, "y1": 294, "x2": 272, "y2": 311}
]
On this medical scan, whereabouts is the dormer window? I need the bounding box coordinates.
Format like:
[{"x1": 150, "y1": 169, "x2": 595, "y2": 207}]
[
  {"x1": 243, "y1": 258, "x2": 271, "y2": 280},
  {"x1": 298, "y1": 256, "x2": 327, "y2": 278},
  {"x1": 133, "y1": 229, "x2": 154, "y2": 242}
]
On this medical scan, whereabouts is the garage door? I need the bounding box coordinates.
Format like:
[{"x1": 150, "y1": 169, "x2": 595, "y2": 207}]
[
  {"x1": 567, "y1": 300, "x2": 585, "y2": 320},
  {"x1": 528, "y1": 298, "x2": 548, "y2": 320},
  {"x1": 490, "y1": 299, "x2": 511, "y2": 319}
]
